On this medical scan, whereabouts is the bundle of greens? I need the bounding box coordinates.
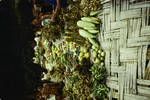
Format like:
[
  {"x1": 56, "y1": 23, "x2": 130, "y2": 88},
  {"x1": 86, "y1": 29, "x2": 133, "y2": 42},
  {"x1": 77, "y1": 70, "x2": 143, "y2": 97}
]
[{"x1": 90, "y1": 64, "x2": 109, "y2": 99}]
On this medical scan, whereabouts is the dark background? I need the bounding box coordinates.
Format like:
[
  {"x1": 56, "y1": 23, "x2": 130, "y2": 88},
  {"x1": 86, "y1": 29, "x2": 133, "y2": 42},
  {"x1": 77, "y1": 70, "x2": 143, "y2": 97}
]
[{"x1": 0, "y1": 0, "x2": 42, "y2": 99}]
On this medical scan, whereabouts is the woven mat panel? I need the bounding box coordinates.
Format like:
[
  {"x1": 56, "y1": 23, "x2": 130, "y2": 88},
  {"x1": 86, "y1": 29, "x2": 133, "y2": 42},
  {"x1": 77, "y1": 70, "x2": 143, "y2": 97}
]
[{"x1": 99, "y1": 0, "x2": 150, "y2": 100}]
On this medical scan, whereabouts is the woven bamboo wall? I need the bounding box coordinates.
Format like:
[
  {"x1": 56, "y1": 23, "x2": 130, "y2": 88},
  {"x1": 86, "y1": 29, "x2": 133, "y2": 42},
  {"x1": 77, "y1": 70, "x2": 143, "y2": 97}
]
[{"x1": 99, "y1": 0, "x2": 150, "y2": 100}]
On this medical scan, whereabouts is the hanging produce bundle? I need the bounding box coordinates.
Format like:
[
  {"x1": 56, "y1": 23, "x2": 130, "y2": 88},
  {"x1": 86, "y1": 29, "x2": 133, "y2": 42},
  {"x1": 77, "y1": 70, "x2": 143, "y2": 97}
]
[
  {"x1": 77, "y1": 15, "x2": 100, "y2": 47},
  {"x1": 76, "y1": 10, "x2": 109, "y2": 99},
  {"x1": 76, "y1": 10, "x2": 104, "y2": 65}
]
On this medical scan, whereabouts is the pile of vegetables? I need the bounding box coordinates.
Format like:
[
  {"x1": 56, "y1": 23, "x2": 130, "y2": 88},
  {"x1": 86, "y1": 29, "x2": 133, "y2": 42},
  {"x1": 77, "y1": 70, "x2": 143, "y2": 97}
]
[
  {"x1": 76, "y1": 10, "x2": 109, "y2": 99},
  {"x1": 33, "y1": 0, "x2": 109, "y2": 99},
  {"x1": 34, "y1": 34, "x2": 93, "y2": 98}
]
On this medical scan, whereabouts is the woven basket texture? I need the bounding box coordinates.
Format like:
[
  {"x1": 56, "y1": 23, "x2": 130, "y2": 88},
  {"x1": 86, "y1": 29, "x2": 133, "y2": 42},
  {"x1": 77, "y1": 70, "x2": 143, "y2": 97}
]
[{"x1": 99, "y1": 0, "x2": 150, "y2": 100}]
